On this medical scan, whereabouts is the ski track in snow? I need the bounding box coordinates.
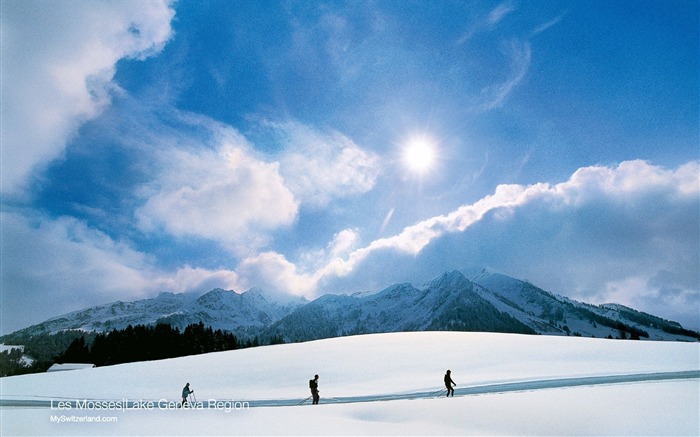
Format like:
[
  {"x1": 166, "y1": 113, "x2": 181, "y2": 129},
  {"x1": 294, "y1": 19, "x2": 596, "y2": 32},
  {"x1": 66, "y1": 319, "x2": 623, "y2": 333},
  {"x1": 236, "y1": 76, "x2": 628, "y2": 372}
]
[{"x1": 2, "y1": 370, "x2": 697, "y2": 409}]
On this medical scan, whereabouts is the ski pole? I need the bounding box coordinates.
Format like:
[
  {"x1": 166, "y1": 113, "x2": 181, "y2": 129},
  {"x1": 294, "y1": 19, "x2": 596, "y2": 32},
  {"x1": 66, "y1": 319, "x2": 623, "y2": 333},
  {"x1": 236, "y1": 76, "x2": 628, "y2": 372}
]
[
  {"x1": 297, "y1": 396, "x2": 312, "y2": 406},
  {"x1": 429, "y1": 388, "x2": 447, "y2": 397}
]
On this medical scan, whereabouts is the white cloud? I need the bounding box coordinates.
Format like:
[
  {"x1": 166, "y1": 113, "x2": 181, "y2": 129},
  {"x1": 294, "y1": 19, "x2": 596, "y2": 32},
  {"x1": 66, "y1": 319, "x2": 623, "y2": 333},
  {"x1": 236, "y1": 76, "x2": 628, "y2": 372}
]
[
  {"x1": 155, "y1": 265, "x2": 240, "y2": 294},
  {"x1": 268, "y1": 121, "x2": 382, "y2": 207},
  {"x1": 0, "y1": 0, "x2": 174, "y2": 196},
  {"x1": 361, "y1": 159, "x2": 698, "y2": 271},
  {"x1": 135, "y1": 134, "x2": 299, "y2": 255},
  {"x1": 235, "y1": 252, "x2": 317, "y2": 297},
  {"x1": 232, "y1": 229, "x2": 362, "y2": 298},
  {"x1": 310, "y1": 181, "x2": 543, "y2": 280},
  {"x1": 133, "y1": 118, "x2": 380, "y2": 254},
  {"x1": 328, "y1": 229, "x2": 361, "y2": 258},
  {"x1": 562, "y1": 159, "x2": 700, "y2": 200}
]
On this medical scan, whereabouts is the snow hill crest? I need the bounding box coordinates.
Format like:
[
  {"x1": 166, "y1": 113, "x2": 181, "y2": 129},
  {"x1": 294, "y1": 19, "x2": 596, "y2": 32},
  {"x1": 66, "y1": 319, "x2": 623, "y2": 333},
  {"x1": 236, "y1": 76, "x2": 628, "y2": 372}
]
[{"x1": 5, "y1": 270, "x2": 699, "y2": 342}]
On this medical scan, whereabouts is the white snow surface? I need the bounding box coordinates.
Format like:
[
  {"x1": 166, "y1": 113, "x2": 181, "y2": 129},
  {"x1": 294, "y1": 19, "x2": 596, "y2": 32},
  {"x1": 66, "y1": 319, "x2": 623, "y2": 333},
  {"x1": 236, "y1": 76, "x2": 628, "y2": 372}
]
[{"x1": 1, "y1": 331, "x2": 699, "y2": 436}]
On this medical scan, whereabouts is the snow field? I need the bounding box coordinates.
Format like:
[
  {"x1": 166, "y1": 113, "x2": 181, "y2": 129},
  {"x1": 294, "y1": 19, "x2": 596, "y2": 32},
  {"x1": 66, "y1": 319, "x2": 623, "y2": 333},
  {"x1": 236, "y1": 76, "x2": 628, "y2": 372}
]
[{"x1": 1, "y1": 331, "x2": 699, "y2": 435}]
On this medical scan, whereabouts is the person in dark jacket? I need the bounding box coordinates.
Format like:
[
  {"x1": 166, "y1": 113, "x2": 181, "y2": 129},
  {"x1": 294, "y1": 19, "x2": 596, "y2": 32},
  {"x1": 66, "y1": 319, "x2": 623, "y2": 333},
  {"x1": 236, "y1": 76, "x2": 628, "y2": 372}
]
[
  {"x1": 309, "y1": 374, "x2": 320, "y2": 405},
  {"x1": 444, "y1": 370, "x2": 456, "y2": 397},
  {"x1": 182, "y1": 382, "x2": 193, "y2": 406}
]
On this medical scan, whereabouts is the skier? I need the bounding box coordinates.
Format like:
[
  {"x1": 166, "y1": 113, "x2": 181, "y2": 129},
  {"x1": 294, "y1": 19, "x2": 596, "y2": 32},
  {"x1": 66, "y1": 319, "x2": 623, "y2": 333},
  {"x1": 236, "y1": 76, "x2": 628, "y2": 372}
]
[
  {"x1": 444, "y1": 370, "x2": 456, "y2": 397},
  {"x1": 309, "y1": 374, "x2": 320, "y2": 405},
  {"x1": 182, "y1": 382, "x2": 193, "y2": 406}
]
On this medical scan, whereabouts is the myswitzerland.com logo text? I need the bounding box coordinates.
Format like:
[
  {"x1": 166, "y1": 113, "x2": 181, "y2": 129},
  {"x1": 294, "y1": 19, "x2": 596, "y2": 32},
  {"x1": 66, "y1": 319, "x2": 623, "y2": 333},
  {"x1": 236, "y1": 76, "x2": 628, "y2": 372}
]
[{"x1": 50, "y1": 415, "x2": 117, "y2": 423}]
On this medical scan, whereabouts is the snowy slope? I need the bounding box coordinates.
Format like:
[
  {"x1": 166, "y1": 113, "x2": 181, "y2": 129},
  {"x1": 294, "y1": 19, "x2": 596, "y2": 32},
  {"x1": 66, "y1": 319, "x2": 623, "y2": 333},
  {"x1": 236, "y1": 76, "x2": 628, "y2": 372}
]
[{"x1": 1, "y1": 332, "x2": 698, "y2": 436}]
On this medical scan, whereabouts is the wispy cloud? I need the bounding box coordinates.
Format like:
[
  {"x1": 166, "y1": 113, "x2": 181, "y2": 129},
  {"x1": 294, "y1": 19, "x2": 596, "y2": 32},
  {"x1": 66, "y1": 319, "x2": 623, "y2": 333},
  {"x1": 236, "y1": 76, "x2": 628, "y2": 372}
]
[
  {"x1": 488, "y1": 1, "x2": 517, "y2": 26},
  {"x1": 379, "y1": 208, "x2": 395, "y2": 235},
  {"x1": 453, "y1": 2, "x2": 530, "y2": 111},
  {"x1": 457, "y1": 1, "x2": 517, "y2": 45},
  {"x1": 473, "y1": 40, "x2": 531, "y2": 111},
  {"x1": 532, "y1": 12, "x2": 566, "y2": 35}
]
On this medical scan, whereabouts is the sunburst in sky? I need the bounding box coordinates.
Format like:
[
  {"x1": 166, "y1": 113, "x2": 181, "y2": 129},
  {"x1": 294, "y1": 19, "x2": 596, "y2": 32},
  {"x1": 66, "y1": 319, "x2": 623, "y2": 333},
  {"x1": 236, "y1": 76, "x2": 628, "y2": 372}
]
[{"x1": 403, "y1": 136, "x2": 437, "y2": 175}]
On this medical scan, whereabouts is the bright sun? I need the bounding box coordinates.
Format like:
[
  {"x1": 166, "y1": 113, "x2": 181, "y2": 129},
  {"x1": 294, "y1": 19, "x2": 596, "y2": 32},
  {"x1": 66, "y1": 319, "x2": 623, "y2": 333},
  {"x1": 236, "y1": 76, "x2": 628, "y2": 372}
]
[{"x1": 403, "y1": 137, "x2": 436, "y2": 174}]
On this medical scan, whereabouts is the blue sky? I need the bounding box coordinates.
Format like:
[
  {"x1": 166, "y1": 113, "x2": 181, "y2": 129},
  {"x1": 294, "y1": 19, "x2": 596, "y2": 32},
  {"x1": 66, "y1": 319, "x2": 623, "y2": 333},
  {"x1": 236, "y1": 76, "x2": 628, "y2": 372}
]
[{"x1": 1, "y1": 0, "x2": 698, "y2": 334}]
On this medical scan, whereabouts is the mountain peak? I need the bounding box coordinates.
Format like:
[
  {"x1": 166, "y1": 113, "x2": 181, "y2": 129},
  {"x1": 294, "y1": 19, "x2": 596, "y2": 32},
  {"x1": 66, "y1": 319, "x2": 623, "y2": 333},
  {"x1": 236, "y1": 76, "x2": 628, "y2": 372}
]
[
  {"x1": 424, "y1": 270, "x2": 471, "y2": 290},
  {"x1": 196, "y1": 288, "x2": 236, "y2": 298},
  {"x1": 195, "y1": 288, "x2": 237, "y2": 301},
  {"x1": 243, "y1": 287, "x2": 309, "y2": 307}
]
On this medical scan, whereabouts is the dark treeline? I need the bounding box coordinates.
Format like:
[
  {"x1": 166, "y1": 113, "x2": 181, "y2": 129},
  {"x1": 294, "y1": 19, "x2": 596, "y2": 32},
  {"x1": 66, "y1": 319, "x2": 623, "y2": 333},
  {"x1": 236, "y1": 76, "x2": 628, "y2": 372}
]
[
  {"x1": 1, "y1": 323, "x2": 269, "y2": 377},
  {"x1": 57, "y1": 322, "x2": 240, "y2": 367},
  {"x1": 0, "y1": 348, "x2": 49, "y2": 377},
  {"x1": 0, "y1": 330, "x2": 93, "y2": 377}
]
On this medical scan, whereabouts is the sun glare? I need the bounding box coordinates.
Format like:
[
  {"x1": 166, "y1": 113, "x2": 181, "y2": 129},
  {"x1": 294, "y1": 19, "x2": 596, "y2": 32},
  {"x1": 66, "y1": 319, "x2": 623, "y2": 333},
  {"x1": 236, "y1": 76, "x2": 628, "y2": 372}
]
[{"x1": 403, "y1": 137, "x2": 436, "y2": 174}]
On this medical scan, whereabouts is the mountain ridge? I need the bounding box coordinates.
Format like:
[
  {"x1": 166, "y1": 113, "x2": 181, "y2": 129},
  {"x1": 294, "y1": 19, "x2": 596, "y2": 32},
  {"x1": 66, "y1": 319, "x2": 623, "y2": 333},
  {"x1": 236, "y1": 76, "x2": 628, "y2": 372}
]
[{"x1": 3, "y1": 269, "x2": 698, "y2": 343}]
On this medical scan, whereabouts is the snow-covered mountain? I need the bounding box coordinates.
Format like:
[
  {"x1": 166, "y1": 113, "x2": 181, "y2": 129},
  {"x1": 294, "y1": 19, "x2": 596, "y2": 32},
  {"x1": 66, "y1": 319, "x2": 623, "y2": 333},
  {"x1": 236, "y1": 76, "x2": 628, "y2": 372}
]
[
  {"x1": 262, "y1": 270, "x2": 534, "y2": 342},
  {"x1": 465, "y1": 268, "x2": 698, "y2": 341},
  {"x1": 8, "y1": 287, "x2": 308, "y2": 338},
  {"x1": 4, "y1": 270, "x2": 698, "y2": 342},
  {"x1": 261, "y1": 269, "x2": 698, "y2": 342}
]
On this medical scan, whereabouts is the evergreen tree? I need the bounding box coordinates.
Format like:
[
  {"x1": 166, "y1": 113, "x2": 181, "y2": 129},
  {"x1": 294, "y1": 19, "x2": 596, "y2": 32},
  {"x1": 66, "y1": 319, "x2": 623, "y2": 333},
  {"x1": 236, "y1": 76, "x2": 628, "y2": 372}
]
[{"x1": 57, "y1": 337, "x2": 90, "y2": 363}]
